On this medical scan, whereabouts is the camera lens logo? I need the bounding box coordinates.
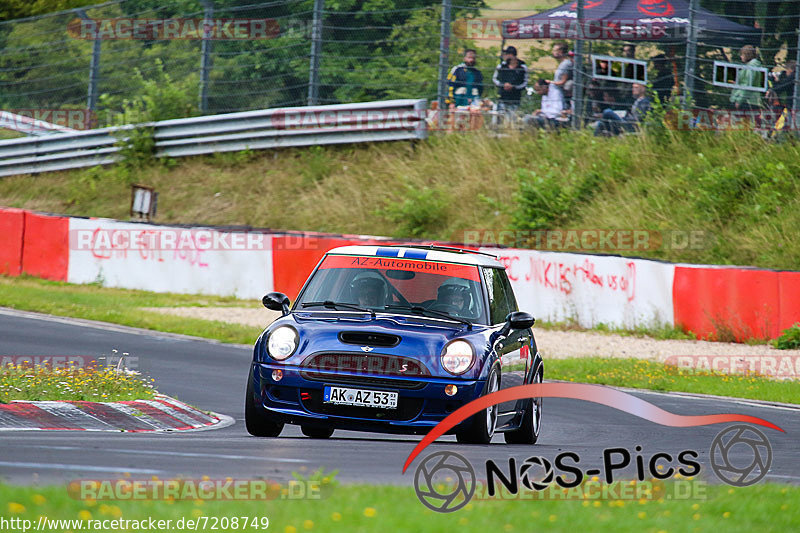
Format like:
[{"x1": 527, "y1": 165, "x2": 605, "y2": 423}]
[
  {"x1": 519, "y1": 456, "x2": 554, "y2": 491},
  {"x1": 710, "y1": 425, "x2": 772, "y2": 487},
  {"x1": 413, "y1": 451, "x2": 475, "y2": 513}
]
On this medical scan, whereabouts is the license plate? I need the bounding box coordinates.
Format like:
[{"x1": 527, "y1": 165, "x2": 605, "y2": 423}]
[{"x1": 323, "y1": 386, "x2": 398, "y2": 409}]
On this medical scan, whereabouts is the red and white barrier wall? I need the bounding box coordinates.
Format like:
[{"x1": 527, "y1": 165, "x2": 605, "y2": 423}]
[{"x1": 1, "y1": 207, "x2": 798, "y2": 340}]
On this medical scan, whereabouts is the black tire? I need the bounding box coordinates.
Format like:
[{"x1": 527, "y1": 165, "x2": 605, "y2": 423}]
[
  {"x1": 245, "y1": 370, "x2": 284, "y2": 437},
  {"x1": 504, "y1": 366, "x2": 543, "y2": 445},
  {"x1": 456, "y1": 366, "x2": 500, "y2": 444},
  {"x1": 301, "y1": 425, "x2": 334, "y2": 439}
]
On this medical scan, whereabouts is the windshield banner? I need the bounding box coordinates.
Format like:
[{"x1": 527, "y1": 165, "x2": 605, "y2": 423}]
[{"x1": 320, "y1": 255, "x2": 480, "y2": 281}]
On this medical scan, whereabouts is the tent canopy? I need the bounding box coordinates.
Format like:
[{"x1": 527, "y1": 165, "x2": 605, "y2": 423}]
[{"x1": 502, "y1": 0, "x2": 761, "y2": 47}]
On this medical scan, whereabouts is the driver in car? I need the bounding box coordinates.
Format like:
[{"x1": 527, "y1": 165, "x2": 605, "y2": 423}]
[
  {"x1": 436, "y1": 282, "x2": 471, "y2": 316},
  {"x1": 351, "y1": 276, "x2": 387, "y2": 308}
]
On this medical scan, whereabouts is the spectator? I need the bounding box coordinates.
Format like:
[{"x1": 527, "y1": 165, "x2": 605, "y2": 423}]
[
  {"x1": 524, "y1": 79, "x2": 565, "y2": 130},
  {"x1": 614, "y1": 44, "x2": 638, "y2": 108},
  {"x1": 730, "y1": 45, "x2": 762, "y2": 112},
  {"x1": 773, "y1": 61, "x2": 797, "y2": 109},
  {"x1": 622, "y1": 44, "x2": 636, "y2": 59},
  {"x1": 594, "y1": 82, "x2": 651, "y2": 136},
  {"x1": 447, "y1": 49, "x2": 484, "y2": 108},
  {"x1": 650, "y1": 53, "x2": 674, "y2": 104},
  {"x1": 546, "y1": 42, "x2": 572, "y2": 104},
  {"x1": 492, "y1": 46, "x2": 529, "y2": 115}
]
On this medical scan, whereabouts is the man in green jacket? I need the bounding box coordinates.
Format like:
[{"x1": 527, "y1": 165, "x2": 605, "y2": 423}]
[{"x1": 730, "y1": 45, "x2": 763, "y2": 112}]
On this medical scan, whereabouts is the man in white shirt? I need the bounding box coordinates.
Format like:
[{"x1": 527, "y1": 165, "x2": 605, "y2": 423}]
[{"x1": 525, "y1": 79, "x2": 565, "y2": 129}]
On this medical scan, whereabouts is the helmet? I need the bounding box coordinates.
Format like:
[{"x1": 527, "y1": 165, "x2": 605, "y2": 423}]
[
  {"x1": 437, "y1": 279, "x2": 472, "y2": 311},
  {"x1": 350, "y1": 273, "x2": 388, "y2": 308}
]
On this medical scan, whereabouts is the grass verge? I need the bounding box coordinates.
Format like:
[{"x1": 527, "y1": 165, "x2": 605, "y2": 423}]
[
  {"x1": 0, "y1": 481, "x2": 797, "y2": 532},
  {"x1": 545, "y1": 357, "x2": 800, "y2": 405},
  {"x1": 2, "y1": 131, "x2": 800, "y2": 270},
  {"x1": 0, "y1": 275, "x2": 264, "y2": 345},
  {"x1": 0, "y1": 363, "x2": 156, "y2": 403}
]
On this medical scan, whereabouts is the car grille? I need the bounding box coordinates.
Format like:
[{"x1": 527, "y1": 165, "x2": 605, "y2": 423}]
[
  {"x1": 300, "y1": 352, "x2": 430, "y2": 389},
  {"x1": 301, "y1": 389, "x2": 423, "y2": 421}
]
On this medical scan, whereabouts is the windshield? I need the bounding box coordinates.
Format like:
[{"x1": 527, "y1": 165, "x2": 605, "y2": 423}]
[{"x1": 295, "y1": 254, "x2": 488, "y2": 324}]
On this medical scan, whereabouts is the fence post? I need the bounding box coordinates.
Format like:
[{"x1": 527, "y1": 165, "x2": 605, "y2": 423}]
[
  {"x1": 682, "y1": 0, "x2": 699, "y2": 109},
  {"x1": 437, "y1": 0, "x2": 452, "y2": 123},
  {"x1": 307, "y1": 0, "x2": 324, "y2": 105},
  {"x1": 793, "y1": 22, "x2": 800, "y2": 131},
  {"x1": 572, "y1": 0, "x2": 585, "y2": 129},
  {"x1": 78, "y1": 10, "x2": 101, "y2": 114},
  {"x1": 199, "y1": 0, "x2": 214, "y2": 114}
]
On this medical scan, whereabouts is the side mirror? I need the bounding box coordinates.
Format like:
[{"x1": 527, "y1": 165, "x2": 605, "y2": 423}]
[
  {"x1": 263, "y1": 292, "x2": 290, "y2": 315},
  {"x1": 507, "y1": 311, "x2": 535, "y2": 330}
]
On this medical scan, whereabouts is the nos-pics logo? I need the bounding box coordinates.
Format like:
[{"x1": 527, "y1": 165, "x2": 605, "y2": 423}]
[{"x1": 413, "y1": 425, "x2": 773, "y2": 512}]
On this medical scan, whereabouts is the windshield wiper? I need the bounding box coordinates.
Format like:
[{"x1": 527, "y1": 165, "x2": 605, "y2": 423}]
[
  {"x1": 384, "y1": 304, "x2": 472, "y2": 329},
  {"x1": 301, "y1": 301, "x2": 376, "y2": 318}
]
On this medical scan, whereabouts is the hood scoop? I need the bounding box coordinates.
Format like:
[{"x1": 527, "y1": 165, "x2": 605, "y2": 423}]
[{"x1": 338, "y1": 331, "x2": 400, "y2": 347}]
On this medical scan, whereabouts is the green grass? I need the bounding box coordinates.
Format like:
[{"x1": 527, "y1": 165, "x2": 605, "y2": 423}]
[
  {"x1": 544, "y1": 357, "x2": 800, "y2": 405},
  {"x1": 0, "y1": 364, "x2": 156, "y2": 403},
  {"x1": 2, "y1": 131, "x2": 800, "y2": 270},
  {"x1": 0, "y1": 275, "x2": 264, "y2": 345},
  {"x1": 0, "y1": 480, "x2": 797, "y2": 532}
]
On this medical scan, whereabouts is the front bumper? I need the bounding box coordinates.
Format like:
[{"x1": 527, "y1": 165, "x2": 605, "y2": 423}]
[{"x1": 251, "y1": 362, "x2": 482, "y2": 434}]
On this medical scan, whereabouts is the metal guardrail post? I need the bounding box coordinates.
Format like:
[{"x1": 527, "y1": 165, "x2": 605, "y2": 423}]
[
  {"x1": 682, "y1": 0, "x2": 699, "y2": 109},
  {"x1": 78, "y1": 10, "x2": 101, "y2": 113},
  {"x1": 307, "y1": 0, "x2": 324, "y2": 106},
  {"x1": 572, "y1": 0, "x2": 585, "y2": 129},
  {"x1": 199, "y1": 0, "x2": 214, "y2": 114},
  {"x1": 437, "y1": 0, "x2": 452, "y2": 126}
]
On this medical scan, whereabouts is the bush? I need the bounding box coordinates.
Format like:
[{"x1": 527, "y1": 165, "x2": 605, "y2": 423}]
[
  {"x1": 774, "y1": 323, "x2": 800, "y2": 350},
  {"x1": 380, "y1": 183, "x2": 449, "y2": 238}
]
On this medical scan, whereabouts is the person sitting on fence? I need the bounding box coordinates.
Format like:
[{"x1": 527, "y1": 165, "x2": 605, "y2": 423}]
[
  {"x1": 492, "y1": 46, "x2": 529, "y2": 116},
  {"x1": 524, "y1": 79, "x2": 565, "y2": 130},
  {"x1": 447, "y1": 49, "x2": 484, "y2": 108},
  {"x1": 594, "y1": 83, "x2": 652, "y2": 137}
]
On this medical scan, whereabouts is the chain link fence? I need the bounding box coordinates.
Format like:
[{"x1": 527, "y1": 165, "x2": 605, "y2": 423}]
[{"x1": 0, "y1": 0, "x2": 797, "y2": 134}]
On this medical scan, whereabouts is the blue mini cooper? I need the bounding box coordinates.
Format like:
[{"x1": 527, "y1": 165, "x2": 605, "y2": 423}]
[{"x1": 245, "y1": 245, "x2": 543, "y2": 444}]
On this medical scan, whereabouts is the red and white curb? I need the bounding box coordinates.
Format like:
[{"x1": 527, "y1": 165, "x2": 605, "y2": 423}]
[{"x1": 0, "y1": 394, "x2": 232, "y2": 432}]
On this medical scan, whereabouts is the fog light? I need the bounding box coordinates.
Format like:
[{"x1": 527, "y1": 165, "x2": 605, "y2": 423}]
[
  {"x1": 445, "y1": 384, "x2": 458, "y2": 396},
  {"x1": 271, "y1": 369, "x2": 283, "y2": 381}
]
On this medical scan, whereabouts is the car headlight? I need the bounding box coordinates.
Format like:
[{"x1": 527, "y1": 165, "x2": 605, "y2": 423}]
[
  {"x1": 441, "y1": 340, "x2": 475, "y2": 375},
  {"x1": 267, "y1": 326, "x2": 298, "y2": 360}
]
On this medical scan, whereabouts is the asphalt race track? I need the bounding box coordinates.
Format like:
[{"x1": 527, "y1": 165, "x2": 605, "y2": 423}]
[{"x1": 1, "y1": 309, "x2": 798, "y2": 487}]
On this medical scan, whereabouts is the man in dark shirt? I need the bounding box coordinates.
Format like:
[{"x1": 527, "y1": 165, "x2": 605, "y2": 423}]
[
  {"x1": 492, "y1": 46, "x2": 529, "y2": 115},
  {"x1": 594, "y1": 83, "x2": 652, "y2": 136},
  {"x1": 773, "y1": 61, "x2": 796, "y2": 109}
]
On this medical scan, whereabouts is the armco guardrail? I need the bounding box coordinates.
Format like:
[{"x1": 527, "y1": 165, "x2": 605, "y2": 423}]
[{"x1": 0, "y1": 99, "x2": 427, "y2": 177}]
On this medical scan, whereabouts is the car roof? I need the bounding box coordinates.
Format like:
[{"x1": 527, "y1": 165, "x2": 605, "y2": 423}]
[{"x1": 326, "y1": 245, "x2": 505, "y2": 268}]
